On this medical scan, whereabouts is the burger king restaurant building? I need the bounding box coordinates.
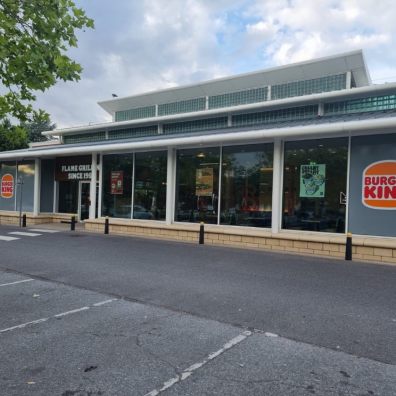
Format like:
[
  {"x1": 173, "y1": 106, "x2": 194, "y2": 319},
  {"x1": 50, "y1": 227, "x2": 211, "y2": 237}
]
[{"x1": 1, "y1": 50, "x2": 396, "y2": 263}]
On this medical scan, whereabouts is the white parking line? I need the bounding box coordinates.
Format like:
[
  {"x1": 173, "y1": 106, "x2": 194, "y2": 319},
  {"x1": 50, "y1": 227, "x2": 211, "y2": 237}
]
[
  {"x1": 93, "y1": 299, "x2": 118, "y2": 306},
  {"x1": 144, "y1": 330, "x2": 253, "y2": 396},
  {"x1": 0, "y1": 318, "x2": 49, "y2": 333},
  {"x1": 54, "y1": 307, "x2": 89, "y2": 318},
  {"x1": 0, "y1": 299, "x2": 118, "y2": 334},
  {"x1": 9, "y1": 231, "x2": 42, "y2": 237},
  {"x1": 0, "y1": 235, "x2": 20, "y2": 241},
  {"x1": 29, "y1": 229, "x2": 59, "y2": 233},
  {"x1": 0, "y1": 279, "x2": 34, "y2": 287}
]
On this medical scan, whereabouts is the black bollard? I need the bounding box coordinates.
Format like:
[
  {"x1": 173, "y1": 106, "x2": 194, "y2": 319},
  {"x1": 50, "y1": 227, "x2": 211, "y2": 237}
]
[
  {"x1": 345, "y1": 232, "x2": 352, "y2": 260},
  {"x1": 199, "y1": 222, "x2": 204, "y2": 245},
  {"x1": 71, "y1": 216, "x2": 76, "y2": 231},
  {"x1": 22, "y1": 214, "x2": 27, "y2": 228},
  {"x1": 104, "y1": 217, "x2": 109, "y2": 234}
]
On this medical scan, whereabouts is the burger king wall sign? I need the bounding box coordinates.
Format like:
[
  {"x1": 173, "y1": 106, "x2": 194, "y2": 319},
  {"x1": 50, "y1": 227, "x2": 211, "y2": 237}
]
[
  {"x1": 362, "y1": 160, "x2": 396, "y2": 209},
  {"x1": 1, "y1": 174, "x2": 14, "y2": 199}
]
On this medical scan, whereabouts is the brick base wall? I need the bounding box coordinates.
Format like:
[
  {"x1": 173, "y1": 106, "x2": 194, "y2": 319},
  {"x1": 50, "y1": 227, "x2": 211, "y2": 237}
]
[
  {"x1": 0, "y1": 211, "x2": 76, "y2": 226},
  {"x1": 84, "y1": 218, "x2": 396, "y2": 265}
]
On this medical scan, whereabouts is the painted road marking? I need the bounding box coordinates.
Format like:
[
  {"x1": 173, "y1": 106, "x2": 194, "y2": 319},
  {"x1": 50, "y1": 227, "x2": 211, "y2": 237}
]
[
  {"x1": 0, "y1": 235, "x2": 20, "y2": 241},
  {"x1": 0, "y1": 299, "x2": 118, "y2": 334},
  {"x1": 144, "y1": 330, "x2": 253, "y2": 396},
  {"x1": 9, "y1": 231, "x2": 42, "y2": 237},
  {"x1": 93, "y1": 299, "x2": 118, "y2": 307},
  {"x1": 0, "y1": 318, "x2": 50, "y2": 333},
  {"x1": 54, "y1": 307, "x2": 90, "y2": 318},
  {"x1": 0, "y1": 279, "x2": 34, "y2": 287},
  {"x1": 29, "y1": 229, "x2": 59, "y2": 233}
]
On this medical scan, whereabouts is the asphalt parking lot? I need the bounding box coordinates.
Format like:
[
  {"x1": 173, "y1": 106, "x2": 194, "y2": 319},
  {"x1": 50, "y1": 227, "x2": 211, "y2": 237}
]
[{"x1": 0, "y1": 225, "x2": 395, "y2": 395}]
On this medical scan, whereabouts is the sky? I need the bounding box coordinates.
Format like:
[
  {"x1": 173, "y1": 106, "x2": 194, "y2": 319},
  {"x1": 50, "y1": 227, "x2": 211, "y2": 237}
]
[{"x1": 34, "y1": 0, "x2": 396, "y2": 128}]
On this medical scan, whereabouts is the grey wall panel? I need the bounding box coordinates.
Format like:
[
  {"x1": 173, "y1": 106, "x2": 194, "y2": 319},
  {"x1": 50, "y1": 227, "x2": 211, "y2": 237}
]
[
  {"x1": 17, "y1": 161, "x2": 35, "y2": 212},
  {"x1": 40, "y1": 159, "x2": 54, "y2": 212},
  {"x1": 349, "y1": 133, "x2": 396, "y2": 237}
]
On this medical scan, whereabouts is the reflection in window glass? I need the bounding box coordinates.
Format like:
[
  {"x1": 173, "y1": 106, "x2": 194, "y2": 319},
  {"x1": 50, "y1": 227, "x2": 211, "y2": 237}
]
[
  {"x1": 220, "y1": 144, "x2": 273, "y2": 227},
  {"x1": 282, "y1": 138, "x2": 348, "y2": 233},
  {"x1": 133, "y1": 151, "x2": 167, "y2": 220},
  {"x1": 102, "y1": 154, "x2": 133, "y2": 218},
  {"x1": 175, "y1": 147, "x2": 220, "y2": 224},
  {"x1": 58, "y1": 180, "x2": 78, "y2": 214}
]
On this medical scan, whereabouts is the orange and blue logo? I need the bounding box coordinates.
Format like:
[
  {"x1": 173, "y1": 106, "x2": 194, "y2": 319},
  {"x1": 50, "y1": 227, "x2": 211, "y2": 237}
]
[
  {"x1": 1, "y1": 174, "x2": 14, "y2": 199},
  {"x1": 362, "y1": 161, "x2": 396, "y2": 209}
]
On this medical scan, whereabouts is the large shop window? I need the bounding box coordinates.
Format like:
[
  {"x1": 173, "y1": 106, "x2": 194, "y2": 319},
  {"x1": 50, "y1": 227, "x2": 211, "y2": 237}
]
[
  {"x1": 133, "y1": 151, "x2": 167, "y2": 220},
  {"x1": 102, "y1": 154, "x2": 133, "y2": 218},
  {"x1": 282, "y1": 138, "x2": 348, "y2": 233},
  {"x1": 220, "y1": 144, "x2": 273, "y2": 227},
  {"x1": 175, "y1": 147, "x2": 220, "y2": 224}
]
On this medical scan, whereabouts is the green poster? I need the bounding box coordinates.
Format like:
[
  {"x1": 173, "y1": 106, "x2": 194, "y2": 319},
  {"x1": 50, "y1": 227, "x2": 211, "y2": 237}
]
[{"x1": 300, "y1": 164, "x2": 326, "y2": 198}]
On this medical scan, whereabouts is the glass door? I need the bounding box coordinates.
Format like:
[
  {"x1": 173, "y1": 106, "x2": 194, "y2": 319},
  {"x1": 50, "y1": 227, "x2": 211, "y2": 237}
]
[{"x1": 79, "y1": 181, "x2": 91, "y2": 221}]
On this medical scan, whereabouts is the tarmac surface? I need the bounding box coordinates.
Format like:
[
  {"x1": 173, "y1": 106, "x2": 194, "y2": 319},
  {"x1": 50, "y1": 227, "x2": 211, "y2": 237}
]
[{"x1": 0, "y1": 223, "x2": 395, "y2": 395}]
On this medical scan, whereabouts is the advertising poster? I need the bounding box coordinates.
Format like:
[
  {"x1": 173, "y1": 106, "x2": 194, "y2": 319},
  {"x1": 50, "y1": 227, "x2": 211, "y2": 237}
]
[
  {"x1": 1, "y1": 174, "x2": 14, "y2": 199},
  {"x1": 196, "y1": 168, "x2": 213, "y2": 197},
  {"x1": 300, "y1": 164, "x2": 326, "y2": 198},
  {"x1": 111, "y1": 171, "x2": 124, "y2": 195}
]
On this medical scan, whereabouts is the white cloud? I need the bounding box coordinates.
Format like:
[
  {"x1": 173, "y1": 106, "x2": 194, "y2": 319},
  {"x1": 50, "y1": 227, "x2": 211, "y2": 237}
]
[{"x1": 33, "y1": 0, "x2": 396, "y2": 128}]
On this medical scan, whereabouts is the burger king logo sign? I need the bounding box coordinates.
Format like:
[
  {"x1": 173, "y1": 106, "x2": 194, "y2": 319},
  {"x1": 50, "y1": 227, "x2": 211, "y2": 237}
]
[
  {"x1": 362, "y1": 161, "x2": 396, "y2": 209},
  {"x1": 1, "y1": 174, "x2": 14, "y2": 199}
]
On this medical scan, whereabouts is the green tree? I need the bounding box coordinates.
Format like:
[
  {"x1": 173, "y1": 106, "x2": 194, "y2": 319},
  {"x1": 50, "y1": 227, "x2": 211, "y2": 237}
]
[
  {"x1": 21, "y1": 111, "x2": 56, "y2": 142},
  {"x1": 0, "y1": 119, "x2": 28, "y2": 151},
  {"x1": 0, "y1": 0, "x2": 94, "y2": 122}
]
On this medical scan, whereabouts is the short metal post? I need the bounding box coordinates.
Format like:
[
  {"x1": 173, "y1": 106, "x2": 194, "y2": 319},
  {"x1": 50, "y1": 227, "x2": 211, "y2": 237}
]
[
  {"x1": 17, "y1": 176, "x2": 24, "y2": 227},
  {"x1": 71, "y1": 216, "x2": 76, "y2": 231},
  {"x1": 199, "y1": 222, "x2": 204, "y2": 245},
  {"x1": 345, "y1": 232, "x2": 352, "y2": 260},
  {"x1": 22, "y1": 214, "x2": 26, "y2": 228},
  {"x1": 104, "y1": 217, "x2": 109, "y2": 234}
]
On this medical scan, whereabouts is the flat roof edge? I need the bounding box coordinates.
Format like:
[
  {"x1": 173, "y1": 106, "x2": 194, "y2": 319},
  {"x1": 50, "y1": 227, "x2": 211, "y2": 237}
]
[
  {"x1": 44, "y1": 80, "x2": 396, "y2": 137},
  {"x1": 4, "y1": 115, "x2": 396, "y2": 160},
  {"x1": 98, "y1": 50, "x2": 368, "y2": 115}
]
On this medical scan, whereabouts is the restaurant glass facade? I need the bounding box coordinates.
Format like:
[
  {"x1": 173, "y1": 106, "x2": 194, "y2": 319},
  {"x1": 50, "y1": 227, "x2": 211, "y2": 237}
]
[
  {"x1": 133, "y1": 151, "x2": 167, "y2": 220},
  {"x1": 0, "y1": 160, "x2": 35, "y2": 212},
  {"x1": 58, "y1": 181, "x2": 78, "y2": 214},
  {"x1": 282, "y1": 137, "x2": 348, "y2": 233},
  {"x1": 102, "y1": 153, "x2": 134, "y2": 218},
  {"x1": 220, "y1": 144, "x2": 273, "y2": 227},
  {"x1": 175, "y1": 147, "x2": 220, "y2": 224},
  {"x1": 174, "y1": 144, "x2": 274, "y2": 227}
]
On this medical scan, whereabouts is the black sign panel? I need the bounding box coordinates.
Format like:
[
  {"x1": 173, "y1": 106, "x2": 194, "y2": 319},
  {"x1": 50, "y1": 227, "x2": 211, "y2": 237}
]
[{"x1": 55, "y1": 156, "x2": 92, "y2": 181}]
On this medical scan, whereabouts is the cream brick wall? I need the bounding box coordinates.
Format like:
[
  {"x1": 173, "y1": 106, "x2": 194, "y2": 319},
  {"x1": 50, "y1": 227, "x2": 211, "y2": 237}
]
[{"x1": 83, "y1": 218, "x2": 396, "y2": 266}]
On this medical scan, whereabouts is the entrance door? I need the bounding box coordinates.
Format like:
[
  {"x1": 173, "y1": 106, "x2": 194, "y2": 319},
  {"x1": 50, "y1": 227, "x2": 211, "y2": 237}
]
[{"x1": 78, "y1": 181, "x2": 91, "y2": 221}]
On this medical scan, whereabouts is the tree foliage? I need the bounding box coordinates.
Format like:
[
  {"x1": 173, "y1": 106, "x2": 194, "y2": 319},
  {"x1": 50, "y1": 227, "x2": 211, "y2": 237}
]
[
  {"x1": 0, "y1": 119, "x2": 28, "y2": 151},
  {"x1": 0, "y1": 0, "x2": 94, "y2": 122},
  {"x1": 20, "y1": 110, "x2": 56, "y2": 142}
]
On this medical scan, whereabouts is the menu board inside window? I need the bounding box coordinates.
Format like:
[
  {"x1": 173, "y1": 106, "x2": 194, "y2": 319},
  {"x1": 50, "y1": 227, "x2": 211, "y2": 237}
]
[
  {"x1": 196, "y1": 168, "x2": 213, "y2": 197},
  {"x1": 111, "y1": 171, "x2": 124, "y2": 195}
]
